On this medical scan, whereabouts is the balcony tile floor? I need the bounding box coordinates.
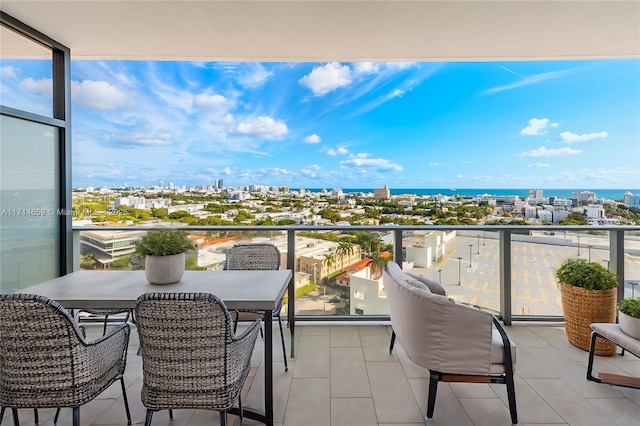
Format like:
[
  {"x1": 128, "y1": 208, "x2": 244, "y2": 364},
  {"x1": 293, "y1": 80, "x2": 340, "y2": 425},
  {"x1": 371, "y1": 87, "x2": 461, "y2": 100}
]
[{"x1": 2, "y1": 323, "x2": 639, "y2": 426}]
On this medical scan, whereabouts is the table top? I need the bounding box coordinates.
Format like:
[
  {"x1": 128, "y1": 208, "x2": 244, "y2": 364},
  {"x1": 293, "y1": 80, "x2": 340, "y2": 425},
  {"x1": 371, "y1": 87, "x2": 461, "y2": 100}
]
[{"x1": 18, "y1": 269, "x2": 292, "y2": 311}]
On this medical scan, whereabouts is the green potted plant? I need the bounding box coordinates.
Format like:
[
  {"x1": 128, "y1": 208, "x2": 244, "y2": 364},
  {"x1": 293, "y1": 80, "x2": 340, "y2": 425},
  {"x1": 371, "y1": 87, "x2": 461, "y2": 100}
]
[
  {"x1": 135, "y1": 229, "x2": 195, "y2": 284},
  {"x1": 556, "y1": 258, "x2": 618, "y2": 355},
  {"x1": 617, "y1": 298, "x2": 640, "y2": 340}
]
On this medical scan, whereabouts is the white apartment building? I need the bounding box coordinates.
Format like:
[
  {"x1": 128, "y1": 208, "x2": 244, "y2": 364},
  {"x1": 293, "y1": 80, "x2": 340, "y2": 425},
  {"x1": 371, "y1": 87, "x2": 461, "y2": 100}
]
[
  {"x1": 584, "y1": 204, "x2": 605, "y2": 220},
  {"x1": 528, "y1": 189, "x2": 544, "y2": 199},
  {"x1": 572, "y1": 191, "x2": 597, "y2": 203}
]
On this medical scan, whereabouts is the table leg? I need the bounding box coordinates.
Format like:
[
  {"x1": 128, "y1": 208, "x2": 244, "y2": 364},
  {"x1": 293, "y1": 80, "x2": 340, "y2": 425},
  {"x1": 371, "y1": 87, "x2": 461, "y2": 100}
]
[{"x1": 264, "y1": 309, "x2": 274, "y2": 426}]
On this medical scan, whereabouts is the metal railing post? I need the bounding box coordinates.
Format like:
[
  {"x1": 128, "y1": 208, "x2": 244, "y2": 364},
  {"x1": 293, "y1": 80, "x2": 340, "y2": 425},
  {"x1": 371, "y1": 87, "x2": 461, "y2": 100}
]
[
  {"x1": 610, "y1": 230, "x2": 625, "y2": 303},
  {"x1": 500, "y1": 230, "x2": 512, "y2": 325},
  {"x1": 394, "y1": 228, "x2": 403, "y2": 267},
  {"x1": 287, "y1": 229, "x2": 296, "y2": 358}
]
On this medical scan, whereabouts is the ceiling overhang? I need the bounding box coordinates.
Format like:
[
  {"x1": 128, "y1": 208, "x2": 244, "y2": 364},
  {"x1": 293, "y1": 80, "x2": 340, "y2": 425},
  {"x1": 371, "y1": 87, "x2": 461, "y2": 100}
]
[{"x1": 1, "y1": 1, "x2": 639, "y2": 62}]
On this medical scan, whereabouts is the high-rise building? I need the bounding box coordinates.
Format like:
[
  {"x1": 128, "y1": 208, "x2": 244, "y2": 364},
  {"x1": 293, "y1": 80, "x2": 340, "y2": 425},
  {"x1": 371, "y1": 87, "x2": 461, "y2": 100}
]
[
  {"x1": 374, "y1": 185, "x2": 391, "y2": 200},
  {"x1": 528, "y1": 189, "x2": 543, "y2": 199}
]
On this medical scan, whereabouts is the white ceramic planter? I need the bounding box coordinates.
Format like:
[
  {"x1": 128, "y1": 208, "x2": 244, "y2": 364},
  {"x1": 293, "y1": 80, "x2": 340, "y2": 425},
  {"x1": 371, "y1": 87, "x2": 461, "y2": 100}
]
[
  {"x1": 619, "y1": 310, "x2": 640, "y2": 340},
  {"x1": 145, "y1": 253, "x2": 185, "y2": 285}
]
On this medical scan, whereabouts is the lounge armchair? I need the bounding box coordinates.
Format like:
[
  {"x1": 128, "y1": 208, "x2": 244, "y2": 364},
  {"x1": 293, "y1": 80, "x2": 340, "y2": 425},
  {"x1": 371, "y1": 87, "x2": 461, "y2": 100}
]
[{"x1": 383, "y1": 262, "x2": 518, "y2": 424}]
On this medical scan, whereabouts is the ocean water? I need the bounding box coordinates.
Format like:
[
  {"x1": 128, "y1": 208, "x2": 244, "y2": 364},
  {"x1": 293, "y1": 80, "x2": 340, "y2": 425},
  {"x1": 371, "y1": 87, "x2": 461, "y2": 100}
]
[{"x1": 300, "y1": 188, "x2": 639, "y2": 201}]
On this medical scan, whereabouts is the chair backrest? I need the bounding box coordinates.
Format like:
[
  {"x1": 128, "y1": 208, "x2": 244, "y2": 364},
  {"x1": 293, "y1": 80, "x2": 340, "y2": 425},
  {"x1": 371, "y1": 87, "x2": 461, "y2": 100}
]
[
  {"x1": 383, "y1": 262, "x2": 494, "y2": 373},
  {"x1": 225, "y1": 243, "x2": 281, "y2": 271},
  {"x1": 0, "y1": 294, "x2": 85, "y2": 406},
  {"x1": 134, "y1": 292, "x2": 246, "y2": 409}
]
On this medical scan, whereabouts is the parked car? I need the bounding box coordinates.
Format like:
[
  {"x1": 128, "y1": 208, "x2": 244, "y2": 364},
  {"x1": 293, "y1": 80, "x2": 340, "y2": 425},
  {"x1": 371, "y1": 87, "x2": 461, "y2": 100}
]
[{"x1": 329, "y1": 296, "x2": 341, "y2": 303}]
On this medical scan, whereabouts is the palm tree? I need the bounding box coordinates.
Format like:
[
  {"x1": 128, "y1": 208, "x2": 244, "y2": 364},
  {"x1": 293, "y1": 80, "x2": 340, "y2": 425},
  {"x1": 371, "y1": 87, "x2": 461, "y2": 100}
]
[
  {"x1": 322, "y1": 252, "x2": 335, "y2": 273},
  {"x1": 367, "y1": 252, "x2": 390, "y2": 279},
  {"x1": 335, "y1": 239, "x2": 354, "y2": 271}
]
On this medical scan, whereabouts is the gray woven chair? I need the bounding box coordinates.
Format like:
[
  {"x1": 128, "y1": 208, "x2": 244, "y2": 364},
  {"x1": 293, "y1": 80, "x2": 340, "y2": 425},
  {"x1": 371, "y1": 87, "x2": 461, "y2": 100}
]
[
  {"x1": 224, "y1": 243, "x2": 289, "y2": 371},
  {"x1": 0, "y1": 294, "x2": 131, "y2": 426},
  {"x1": 135, "y1": 292, "x2": 260, "y2": 426}
]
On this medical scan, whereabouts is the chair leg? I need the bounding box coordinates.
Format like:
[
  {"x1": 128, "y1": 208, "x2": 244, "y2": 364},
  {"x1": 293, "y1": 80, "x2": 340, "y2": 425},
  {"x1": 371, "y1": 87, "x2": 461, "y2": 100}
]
[
  {"x1": 120, "y1": 377, "x2": 132, "y2": 425},
  {"x1": 72, "y1": 407, "x2": 80, "y2": 426},
  {"x1": 54, "y1": 408, "x2": 61, "y2": 425},
  {"x1": 33, "y1": 409, "x2": 38, "y2": 425},
  {"x1": 426, "y1": 371, "x2": 439, "y2": 419},
  {"x1": 169, "y1": 409, "x2": 173, "y2": 420},
  {"x1": 586, "y1": 332, "x2": 601, "y2": 383},
  {"x1": 238, "y1": 394, "x2": 244, "y2": 424},
  {"x1": 278, "y1": 315, "x2": 288, "y2": 372},
  {"x1": 233, "y1": 310, "x2": 239, "y2": 333},
  {"x1": 505, "y1": 370, "x2": 518, "y2": 424},
  {"x1": 144, "y1": 410, "x2": 153, "y2": 426},
  {"x1": 219, "y1": 411, "x2": 227, "y2": 426},
  {"x1": 0, "y1": 406, "x2": 5, "y2": 423},
  {"x1": 10, "y1": 408, "x2": 18, "y2": 426},
  {"x1": 389, "y1": 330, "x2": 396, "y2": 353},
  {"x1": 103, "y1": 314, "x2": 109, "y2": 335}
]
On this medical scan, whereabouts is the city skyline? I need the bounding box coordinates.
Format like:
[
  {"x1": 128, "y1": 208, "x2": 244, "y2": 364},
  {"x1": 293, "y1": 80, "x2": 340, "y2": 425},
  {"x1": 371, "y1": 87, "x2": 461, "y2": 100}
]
[{"x1": 1, "y1": 59, "x2": 639, "y2": 189}]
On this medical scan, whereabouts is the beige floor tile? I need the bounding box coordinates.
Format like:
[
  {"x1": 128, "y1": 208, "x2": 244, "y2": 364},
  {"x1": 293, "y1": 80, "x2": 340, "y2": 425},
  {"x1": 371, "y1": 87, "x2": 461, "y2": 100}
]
[
  {"x1": 508, "y1": 325, "x2": 554, "y2": 348},
  {"x1": 587, "y1": 397, "x2": 640, "y2": 426},
  {"x1": 450, "y1": 382, "x2": 500, "y2": 399},
  {"x1": 491, "y1": 376, "x2": 564, "y2": 424},
  {"x1": 330, "y1": 325, "x2": 361, "y2": 348},
  {"x1": 331, "y1": 347, "x2": 372, "y2": 398},
  {"x1": 283, "y1": 378, "x2": 330, "y2": 426},
  {"x1": 513, "y1": 346, "x2": 561, "y2": 379},
  {"x1": 299, "y1": 325, "x2": 331, "y2": 336},
  {"x1": 330, "y1": 398, "x2": 378, "y2": 426},
  {"x1": 293, "y1": 335, "x2": 330, "y2": 378},
  {"x1": 408, "y1": 378, "x2": 473, "y2": 426},
  {"x1": 360, "y1": 326, "x2": 398, "y2": 362},
  {"x1": 367, "y1": 361, "x2": 424, "y2": 423},
  {"x1": 525, "y1": 378, "x2": 617, "y2": 426},
  {"x1": 459, "y1": 398, "x2": 515, "y2": 426}
]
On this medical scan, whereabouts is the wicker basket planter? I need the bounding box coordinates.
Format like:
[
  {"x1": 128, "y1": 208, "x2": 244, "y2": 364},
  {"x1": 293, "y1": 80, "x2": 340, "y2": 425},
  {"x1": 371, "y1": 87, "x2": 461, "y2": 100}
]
[{"x1": 559, "y1": 282, "x2": 617, "y2": 355}]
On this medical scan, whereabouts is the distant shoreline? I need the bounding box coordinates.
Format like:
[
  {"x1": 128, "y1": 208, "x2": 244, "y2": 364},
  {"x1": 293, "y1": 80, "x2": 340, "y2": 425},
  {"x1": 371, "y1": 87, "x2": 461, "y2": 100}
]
[{"x1": 296, "y1": 188, "x2": 638, "y2": 200}]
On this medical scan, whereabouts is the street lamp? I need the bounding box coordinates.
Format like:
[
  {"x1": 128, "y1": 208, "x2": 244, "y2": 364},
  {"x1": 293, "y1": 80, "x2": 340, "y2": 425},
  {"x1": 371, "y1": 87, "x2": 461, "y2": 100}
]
[
  {"x1": 483, "y1": 231, "x2": 486, "y2": 246},
  {"x1": 476, "y1": 235, "x2": 480, "y2": 254},
  {"x1": 602, "y1": 259, "x2": 610, "y2": 271},
  {"x1": 576, "y1": 235, "x2": 581, "y2": 256},
  {"x1": 630, "y1": 282, "x2": 639, "y2": 298},
  {"x1": 457, "y1": 257, "x2": 462, "y2": 285},
  {"x1": 587, "y1": 245, "x2": 592, "y2": 262},
  {"x1": 468, "y1": 244, "x2": 473, "y2": 268},
  {"x1": 438, "y1": 269, "x2": 442, "y2": 284}
]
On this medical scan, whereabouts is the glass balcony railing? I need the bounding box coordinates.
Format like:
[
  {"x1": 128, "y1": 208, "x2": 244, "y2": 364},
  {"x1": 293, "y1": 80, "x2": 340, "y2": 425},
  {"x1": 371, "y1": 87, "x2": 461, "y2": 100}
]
[{"x1": 71, "y1": 225, "x2": 640, "y2": 324}]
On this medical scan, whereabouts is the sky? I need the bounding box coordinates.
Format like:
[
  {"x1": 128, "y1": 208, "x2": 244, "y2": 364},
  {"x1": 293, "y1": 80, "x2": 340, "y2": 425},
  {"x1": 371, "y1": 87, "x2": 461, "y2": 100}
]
[{"x1": 1, "y1": 59, "x2": 639, "y2": 190}]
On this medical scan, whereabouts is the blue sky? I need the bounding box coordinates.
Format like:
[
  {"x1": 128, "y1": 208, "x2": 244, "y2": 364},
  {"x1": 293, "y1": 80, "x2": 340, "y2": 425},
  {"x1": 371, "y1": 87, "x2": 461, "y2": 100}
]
[{"x1": 2, "y1": 59, "x2": 639, "y2": 189}]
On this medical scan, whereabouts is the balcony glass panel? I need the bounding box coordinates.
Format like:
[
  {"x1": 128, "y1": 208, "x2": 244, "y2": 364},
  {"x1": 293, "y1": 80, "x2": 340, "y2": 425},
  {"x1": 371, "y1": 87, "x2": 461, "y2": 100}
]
[
  {"x1": 0, "y1": 24, "x2": 54, "y2": 117},
  {"x1": 625, "y1": 230, "x2": 640, "y2": 298},
  {"x1": 0, "y1": 115, "x2": 59, "y2": 292}
]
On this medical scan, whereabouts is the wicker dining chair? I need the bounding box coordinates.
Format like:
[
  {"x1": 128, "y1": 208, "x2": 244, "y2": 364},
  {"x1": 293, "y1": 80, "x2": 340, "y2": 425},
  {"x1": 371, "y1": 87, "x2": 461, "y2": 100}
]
[
  {"x1": 224, "y1": 243, "x2": 289, "y2": 371},
  {"x1": 78, "y1": 308, "x2": 134, "y2": 335},
  {"x1": 134, "y1": 292, "x2": 261, "y2": 426},
  {"x1": 0, "y1": 294, "x2": 132, "y2": 426}
]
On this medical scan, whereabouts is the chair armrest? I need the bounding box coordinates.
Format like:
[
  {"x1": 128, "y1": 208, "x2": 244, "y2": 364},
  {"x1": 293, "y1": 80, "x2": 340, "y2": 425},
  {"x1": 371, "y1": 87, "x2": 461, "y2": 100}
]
[
  {"x1": 493, "y1": 317, "x2": 515, "y2": 369},
  {"x1": 78, "y1": 322, "x2": 131, "y2": 383},
  {"x1": 227, "y1": 319, "x2": 261, "y2": 383}
]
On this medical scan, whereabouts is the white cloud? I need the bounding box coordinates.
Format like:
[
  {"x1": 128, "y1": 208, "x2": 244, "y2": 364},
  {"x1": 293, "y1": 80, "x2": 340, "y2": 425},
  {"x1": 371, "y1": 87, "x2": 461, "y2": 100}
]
[
  {"x1": 237, "y1": 63, "x2": 273, "y2": 88},
  {"x1": 1, "y1": 66, "x2": 17, "y2": 78},
  {"x1": 327, "y1": 147, "x2": 349, "y2": 156},
  {"x1": 353, "y1": 62, "x2": 380, "y2": 75},
  {"x1": 558, "y1": 131, "x2": 608, "y2": 143},
  {"x1": 103, "y1": 130, "x2": 173, "y2": 147},
  {"x1": 301, "y1": 165, "x2": 322, "y2": 179},
  {"x1": 519, "y1": 146, "x2": 581, "y2": 157},
  {"x1": 483, "y1": 70, "x2": 569, "y2": 95},
  {"x1": 303, "y1": 134, "x2": 321, "y2": 144},
  {"x1": 20, "y1": 77, "x2": 52, "y2": 97},
  {"x1": 299, "y1": 62, "x2": 352, "y2": 96},
  {"x1": 234, "y1": 116, "x2": 288, "y2": 139},
  {"x1": 72, "y1": 80, "x2": 131, "y2": 111},
  {"x1": 429, "y1": 162, "x2": 440, "y2": 167},
  {"x1": 520, "y1": 118, "x2": 558, "y2": 136},
  {"x1": 387, "y1": 89, "x2": 405, "y2": 99},
  {"x1": 528, "y1": 163, "x2": 551, "y2": 168},
  {"x1": 222, "y1": 167, "x2": 232, "y2": 175},
  {"x1": 194, "y1": 92, "x2": 229, "y2": 108},
  {"x1": 340, "y1": 156, "x2": 403, "y2": 172}
]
